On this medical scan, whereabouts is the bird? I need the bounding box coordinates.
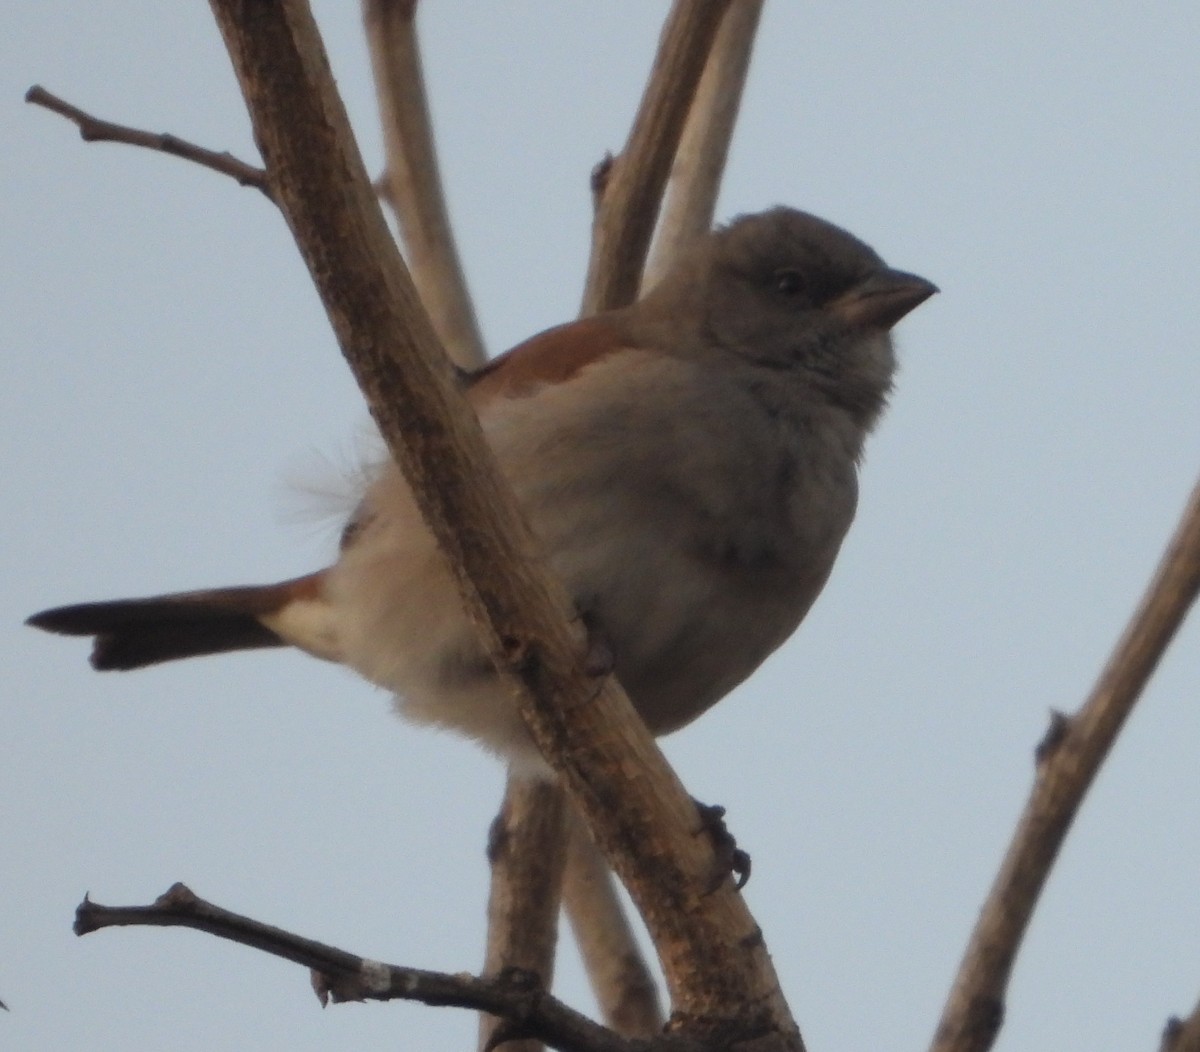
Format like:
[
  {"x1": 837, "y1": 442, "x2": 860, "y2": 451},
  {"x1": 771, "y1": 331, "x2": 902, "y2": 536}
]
[{"x1": 28, "y1": 207, "x2": 936, "y2": 774}]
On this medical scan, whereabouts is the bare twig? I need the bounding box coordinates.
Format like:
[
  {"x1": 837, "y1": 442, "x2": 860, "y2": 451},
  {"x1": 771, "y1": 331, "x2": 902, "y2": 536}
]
[
  {"x1": 931, "y1": 473, "x2": 1200, "y2": 1052},
  {"x1": 24, "y1": 85, "x2": 271, "y2": 199},
  {"x1": 564, "y1": 816, "x2": 664, "y2": 1037},
  {"x1": 479, "y1": 779, "x2": 569, "y2": 1052},
  {"x1": 362, "y1": 0, "x2": 486, "y2": 368},
  {"x1": 74, "y1": 884, "x2": 638, "y2": 1052},
  {"x1": 643, "y1": 0, "x2": 763, "y2": 290},
  {"x1": 207, "y1": 0, "x2": 798, "y2": 1043},
  {"x1": 1162, "y1": 997, "x2": 1200, "y2": 1052},
  {"x1": 581, "y1": 0, "x2": 732, "y2": 315}
]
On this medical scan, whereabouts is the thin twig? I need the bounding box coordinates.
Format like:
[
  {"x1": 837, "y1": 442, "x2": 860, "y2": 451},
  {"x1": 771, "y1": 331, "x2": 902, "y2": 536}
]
[
  {"x1": 931, "y1": 473, "x2": 1200, "y2": 1052},
  {"x1": 580, "y1": 0, "x2": 732, "y2": 315},
  {"x1": 563, "y1": 815, "x2": 665, "y2": 1037},
  {"x1": 24, "y1": 85, "x2": 271, "y2": 199},
  {"x1": 362, "y1": 0, "x2": 486, "y2": 367},
  {"x1": 74, "y1": 884, "x2": 641, "y2": 1052},
  {"x1": 478, "y1": 779, "x2": 569, "y2": 1052},
  {"x1": 643, "y1": 0, "x2": 763, "y2": 290}
]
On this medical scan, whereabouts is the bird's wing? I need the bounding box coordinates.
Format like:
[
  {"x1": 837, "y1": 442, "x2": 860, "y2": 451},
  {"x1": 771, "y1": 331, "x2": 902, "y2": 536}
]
[{"x1": 465, "y1": 315, "x2": 635, "y2": 409}]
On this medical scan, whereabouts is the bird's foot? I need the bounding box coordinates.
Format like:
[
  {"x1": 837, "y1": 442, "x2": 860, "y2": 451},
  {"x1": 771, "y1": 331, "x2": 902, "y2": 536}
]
[{"x1": 692, "y1": 799, "x2": 751, "y2": 891}]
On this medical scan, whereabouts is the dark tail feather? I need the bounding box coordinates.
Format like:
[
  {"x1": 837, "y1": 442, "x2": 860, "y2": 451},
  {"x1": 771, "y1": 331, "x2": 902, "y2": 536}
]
[{"x1": 27, "y1": 588, "x2": 291, "y2": 671}]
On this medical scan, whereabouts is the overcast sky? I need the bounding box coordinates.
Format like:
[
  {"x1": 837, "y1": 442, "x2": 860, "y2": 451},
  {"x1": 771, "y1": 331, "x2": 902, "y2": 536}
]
[{"x1": 4, "y1": 3, "x2": 1199, "y2": 1050}]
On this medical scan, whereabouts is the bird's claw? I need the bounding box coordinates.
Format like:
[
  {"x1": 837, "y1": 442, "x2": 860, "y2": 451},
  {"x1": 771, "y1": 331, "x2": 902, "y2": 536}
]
[{"x1": 692, "y1": 799, "x2": 751, "y2": 891}]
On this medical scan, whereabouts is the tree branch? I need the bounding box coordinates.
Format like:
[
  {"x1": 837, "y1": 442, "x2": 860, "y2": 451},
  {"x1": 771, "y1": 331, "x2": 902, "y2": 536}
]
[
  {"x1": 580, "y1": 0, "x2": 731, "y2": 315},
  {"x1": 206, "y1": 0, "x2": 798, "y2": 1043},
  {"x1": 478, "y1": 778, "x2": 569, "y2": 1052},
  {"x1": 931, "y1": 472, "x2": 1200, "y2": 1052},
  {"x1": 362, "y1": 0, "x2": 486, "y2": 368},
  {"x1": 642, "y1": 0, "x2": 763, "y2": 290},
  {"x1": 563, "y1": 815, "x2": 665, "y2": 1037},
  {"x1": 24, "y1": 85, "x2": 271, "y2": 199},
  {"x1": 74, "y1": 884, "x2": 640, "y2": 1052}
]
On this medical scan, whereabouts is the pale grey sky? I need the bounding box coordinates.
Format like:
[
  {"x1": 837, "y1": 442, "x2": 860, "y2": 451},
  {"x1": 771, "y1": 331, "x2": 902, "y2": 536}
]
[{"x1": 4, "y1": 3, "x2": 1199, "y2": 1050}]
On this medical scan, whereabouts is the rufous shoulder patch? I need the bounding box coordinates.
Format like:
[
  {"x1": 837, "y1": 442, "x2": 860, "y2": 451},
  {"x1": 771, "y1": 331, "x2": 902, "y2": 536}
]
[{"x1": 467, "y1": 316, "x2": 632, "y2": 407}]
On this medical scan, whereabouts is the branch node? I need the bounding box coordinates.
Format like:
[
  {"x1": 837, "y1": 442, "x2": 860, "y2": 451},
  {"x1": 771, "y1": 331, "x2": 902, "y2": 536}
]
[
  {"x1": 1034, "y1": 709, "x2": 1071, "y2": 765},
  {"x1": 1162, "y1": 1017, "x2": 1184, "y2": 1052},
  {"x1": 155, "y1": 881, "x2": 199, "y2": 909},
  {"x1": 590, "y1": 152, "x2": 616, "y2": 212}
]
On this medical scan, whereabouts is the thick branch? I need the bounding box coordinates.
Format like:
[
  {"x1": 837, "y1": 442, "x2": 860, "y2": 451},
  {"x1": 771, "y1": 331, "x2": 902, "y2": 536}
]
[
  {"x1": 564, "y1": 816, "x2": 665, "y2": 1037},
  {"x1": 363, "y1": 0, "x2": 486, "y2": 367},
  {"x1": 931, "y1": 473, "x2": 1200, "y2": 1052},
  {"x1": 206, "y1": 0, "x2": 796, "y2": 1041},
  {"x1": 479, "y1": 779, "x2": 569, "y2": 1052},
  {"x1": 74, "y1": 884, "x2": 637, "y2": 1052},
  {"x1": 580, "y1": 0, "x2": 731, "y2": 315},
  {"x1": 643, "y1": 0, "x2": 763, "y2": 289},
  {"x1": 25, "y1": 85, "x2": 271, "y2": 198}
]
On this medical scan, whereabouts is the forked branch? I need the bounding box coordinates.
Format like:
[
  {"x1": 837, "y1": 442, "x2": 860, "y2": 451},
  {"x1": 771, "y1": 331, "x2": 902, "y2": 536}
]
[{"x1": 74, "y1": 884, "x2": 639, "y2": 1052}]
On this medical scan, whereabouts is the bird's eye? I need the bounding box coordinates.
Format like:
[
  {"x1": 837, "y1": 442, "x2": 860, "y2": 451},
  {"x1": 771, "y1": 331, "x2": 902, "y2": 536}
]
[{"x1": 772, "y1": 268, "x2": 804, "y2": 296}]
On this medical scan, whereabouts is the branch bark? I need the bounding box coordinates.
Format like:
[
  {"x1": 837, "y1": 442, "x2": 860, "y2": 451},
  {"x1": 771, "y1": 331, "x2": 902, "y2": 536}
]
[
  {"x1": 581, "y1": 0, "x2": 731, "y2": 315},
  {"x1": 206, "y1": 0, "x2": 798, "y2": 1043},
  {"x1": 931, "y1": 473, "x2": 1200, "y2": 1052},
  {"x1": 362, "y1": 0, "x2": 486, "y2": 368}
]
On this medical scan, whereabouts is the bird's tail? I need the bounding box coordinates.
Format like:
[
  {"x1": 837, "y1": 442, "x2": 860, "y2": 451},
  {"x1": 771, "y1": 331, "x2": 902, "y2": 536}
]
[{"x1": 26, "y1": 572, "x2": 334, "y2": 671}]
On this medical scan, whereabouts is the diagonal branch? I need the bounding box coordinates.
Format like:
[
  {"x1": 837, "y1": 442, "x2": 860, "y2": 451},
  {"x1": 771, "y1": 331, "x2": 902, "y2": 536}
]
[
  {"x1": 206, "y1": 0, "x2": 798, "y2": 1042},
  {"x1": 931, "y1": 472, "x2": 1200, "y2": 1052},
  {"x1": 25, "y1": 85, "x2": 271, "y2": 199},
  {"x1": 581, "y1": 0, "x2": 731, "y2": 315},
  {"x1": 362, "y1": 0, "x2": 486, "y2": 368},
  {"x1": 74, "y1": 884, "x2": 640, "y2": 1052}
]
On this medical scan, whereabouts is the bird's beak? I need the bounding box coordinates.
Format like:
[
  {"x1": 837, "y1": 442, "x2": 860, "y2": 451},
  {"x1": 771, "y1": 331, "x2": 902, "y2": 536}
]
[{"x1": 831, "y1": 268, "x2": 938, "y2": 331}]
